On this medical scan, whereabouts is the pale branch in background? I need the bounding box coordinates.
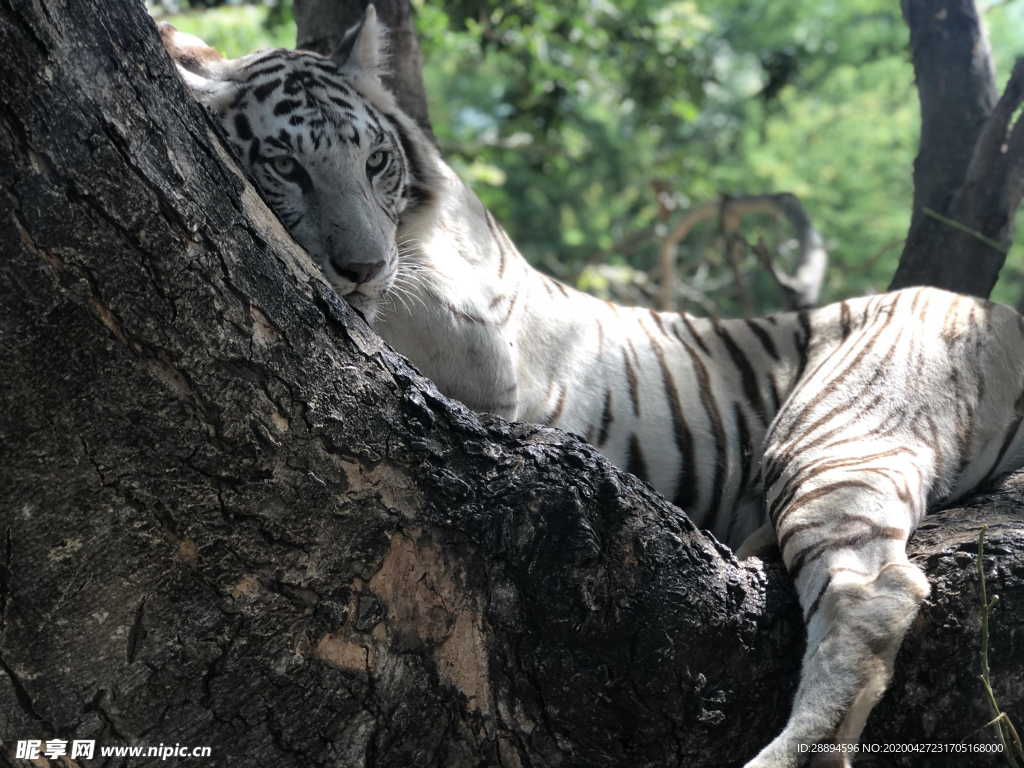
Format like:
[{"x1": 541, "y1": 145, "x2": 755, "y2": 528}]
[
  {"x1": 657, "y1": 193, "x2": 827, "y2": 314},
  {"x1": 658, "y1": 199, "x2": 719, "y2": 311}
]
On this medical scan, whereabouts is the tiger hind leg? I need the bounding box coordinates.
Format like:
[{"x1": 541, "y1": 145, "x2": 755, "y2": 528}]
[
  {"x1": 745, "y1": 466, "x2": 929, "y2": 768},
  {"x1": 746, "y1": 552, "x2": 927, "y2": 766}
]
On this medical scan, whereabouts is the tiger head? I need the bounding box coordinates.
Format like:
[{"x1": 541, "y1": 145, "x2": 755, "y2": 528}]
[{"x1": 161, "y1": 7, "x2": 436, "y2": 321}]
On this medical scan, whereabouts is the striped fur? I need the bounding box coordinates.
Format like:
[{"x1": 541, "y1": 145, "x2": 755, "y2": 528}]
[{"x1": 165, "y1": 13, "x2": 1024, "y2": 767}]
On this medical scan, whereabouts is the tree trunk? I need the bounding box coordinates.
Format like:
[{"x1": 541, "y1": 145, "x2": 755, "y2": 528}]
[
  {"x1": 293, "y1": 0, "x2": 435, "y2": 142},
  {"x1": 0, "y1": 3, "x2": 1023, "y2": 768},
  {"x1": 890, "y1": 0, "x2": 1024, "y2": 298}
]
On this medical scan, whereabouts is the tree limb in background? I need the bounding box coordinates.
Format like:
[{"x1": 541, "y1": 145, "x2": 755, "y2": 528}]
[
  {"x1": 294, "y1": 0, "x2": 436, "y2": 143},
  {"x1": 900, "y1": 0, "x2": 998, "y2": 238},
  {"x1": 890, "y1": 0, "x2": 1024, "y2": 297},
  {"x1": 658, "y1": 194, "x2": 828, "y2": 313},
  {"x1": 659, "y1": 200, "x2": 719, "y2": 311}
]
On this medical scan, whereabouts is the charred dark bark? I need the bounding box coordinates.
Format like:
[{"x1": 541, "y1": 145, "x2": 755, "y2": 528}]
[
  {"x1": 890, "y1": 0, "x2": 1024, "y2": 298},
  {"x1": 294, "y1": 0, "x2": 435, "y2": 143},
  {"x1": 0, "y1": 3, "x2": 1023, "y2": 768}
]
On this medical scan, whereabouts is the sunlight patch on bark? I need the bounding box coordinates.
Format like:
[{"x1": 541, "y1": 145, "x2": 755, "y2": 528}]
[{"x1": 369, "y1": 530, "x2": 493, "y2": 714}]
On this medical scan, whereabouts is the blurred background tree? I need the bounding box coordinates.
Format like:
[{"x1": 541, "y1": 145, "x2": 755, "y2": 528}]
[{"x1": 148, "y1": 0, "x2": 1024, "y2": 316}]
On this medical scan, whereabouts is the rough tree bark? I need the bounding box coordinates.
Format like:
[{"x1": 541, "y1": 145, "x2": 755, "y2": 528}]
[
  {"x1": 890, "y1": 0, "x2": 1024, "y2": 298},
  {"x1": 293, "y1": 0, "x2": 435, "y2": 143},
  {"x1": 1, "y1": 3, "x2": 1023, "y2": 768}
]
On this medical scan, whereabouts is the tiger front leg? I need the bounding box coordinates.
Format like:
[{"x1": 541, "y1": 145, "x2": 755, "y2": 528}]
[{"x1": 745, "y1": 473, "x2": 929, "y2": 768}]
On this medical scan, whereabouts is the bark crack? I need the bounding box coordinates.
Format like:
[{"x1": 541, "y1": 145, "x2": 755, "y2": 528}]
[
  {"x1": 126, "y1": 597, "x2": 148, "y2": 664},
  {"x1": 0, "y1": 651, "x2": 51, "y2": 729},
  {"x1": 0, "y1": 527, "x2": 11, "y2": 632}
]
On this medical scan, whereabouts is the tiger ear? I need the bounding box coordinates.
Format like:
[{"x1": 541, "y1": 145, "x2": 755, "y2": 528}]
[
  {"x1": 330, "y1": 5, "x2": 388, "y2": 81},
  {"x1": 160, "y1": 23, "x2": 224, "y2": 79},
  {"x1": 159, "y1": 23, "x2": 237, "y2": 113}
]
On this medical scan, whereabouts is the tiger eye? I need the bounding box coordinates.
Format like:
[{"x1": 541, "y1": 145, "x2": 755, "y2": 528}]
[{"x1": 272, "y1": 157, "x2": 297, "y2": 176}]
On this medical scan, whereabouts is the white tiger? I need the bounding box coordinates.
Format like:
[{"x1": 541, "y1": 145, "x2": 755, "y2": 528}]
[{"x1": 162, "y1": 10, "x2": 1024, "y2": 766}]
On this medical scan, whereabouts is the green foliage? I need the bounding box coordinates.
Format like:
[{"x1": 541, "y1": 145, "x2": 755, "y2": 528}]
[
  {"x1": 152, "y1": 0, "x2": 1024, "y2": 315},
  {"x1": 150, "y1": 1, "x2": 295, "y2": 59},
  {"x1": 988, "y1": 0, "x2": 1024, "y2": 309},
  {"x1": 416, "y1": 0, "x2": 1024, "y2": 314}
]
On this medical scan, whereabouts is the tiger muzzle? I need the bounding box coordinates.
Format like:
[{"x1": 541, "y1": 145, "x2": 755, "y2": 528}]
[{"x1": 330, "y1": 258, "x2": 385, "y2": 285}]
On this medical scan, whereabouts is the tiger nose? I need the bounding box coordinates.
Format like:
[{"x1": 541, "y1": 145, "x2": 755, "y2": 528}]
[{"x1": 331, "y1": 259, "x2": 385, "y2": 285}]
